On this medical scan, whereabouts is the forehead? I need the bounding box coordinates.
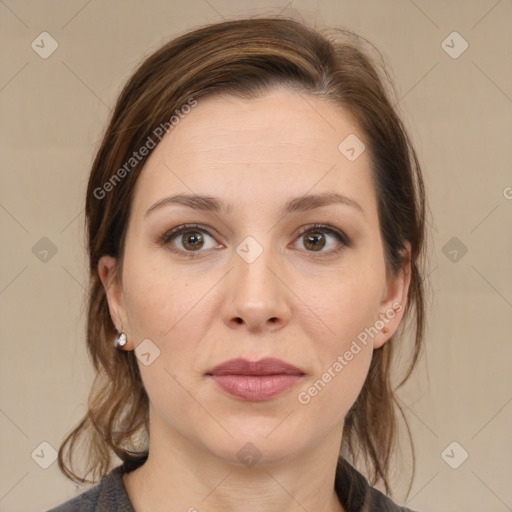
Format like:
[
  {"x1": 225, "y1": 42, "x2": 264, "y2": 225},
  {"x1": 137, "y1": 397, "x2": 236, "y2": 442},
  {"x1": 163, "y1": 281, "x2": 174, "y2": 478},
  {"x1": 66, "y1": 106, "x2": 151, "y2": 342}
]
[
  {"x1": 131, "y1": 89, "x2": 376, "y2": 216},
  {"x1": 160, "y1": 89, "x2": 364, "y2": 163}
]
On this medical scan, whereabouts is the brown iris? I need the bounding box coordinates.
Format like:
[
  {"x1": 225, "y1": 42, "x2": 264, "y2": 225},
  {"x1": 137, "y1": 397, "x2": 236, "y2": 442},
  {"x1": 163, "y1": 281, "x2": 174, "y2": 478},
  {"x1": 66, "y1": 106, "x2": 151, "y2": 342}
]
[
  {"x1": 303, "y1": 231, "x2": 326, "y2": 251},
  {"x1": 181, "y1": 230, "x2": 204, "y2": 251}
]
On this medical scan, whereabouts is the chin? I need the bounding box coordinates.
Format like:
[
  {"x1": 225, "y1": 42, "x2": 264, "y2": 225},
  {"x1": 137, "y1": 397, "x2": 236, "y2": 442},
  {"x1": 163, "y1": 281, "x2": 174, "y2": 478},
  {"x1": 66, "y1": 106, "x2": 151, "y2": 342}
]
[{"x1": 195, "y1": 418, "x2": 312, "y2": 468}]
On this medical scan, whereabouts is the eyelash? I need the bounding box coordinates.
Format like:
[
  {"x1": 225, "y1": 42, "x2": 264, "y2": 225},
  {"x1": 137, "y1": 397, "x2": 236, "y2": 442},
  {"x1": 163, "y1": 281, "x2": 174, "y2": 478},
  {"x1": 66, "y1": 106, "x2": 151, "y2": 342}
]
[{"x1": 157, "y1": 223, "x2": 351, "y2": 258}]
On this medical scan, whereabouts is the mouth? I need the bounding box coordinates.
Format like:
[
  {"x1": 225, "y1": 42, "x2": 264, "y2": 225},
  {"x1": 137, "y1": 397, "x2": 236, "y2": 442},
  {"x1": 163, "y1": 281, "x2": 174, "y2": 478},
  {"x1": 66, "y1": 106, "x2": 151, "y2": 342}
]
[{"x1": 206, "y1": 357, "x2": 305, "y2": 402}]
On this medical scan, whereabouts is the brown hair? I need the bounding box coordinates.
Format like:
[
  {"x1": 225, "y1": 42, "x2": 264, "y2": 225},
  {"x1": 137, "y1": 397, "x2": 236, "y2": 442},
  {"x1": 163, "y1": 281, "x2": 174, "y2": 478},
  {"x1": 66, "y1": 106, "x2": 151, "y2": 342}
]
[{"x1": 57, "y1": 15, "x2": 428, "y2": 497}]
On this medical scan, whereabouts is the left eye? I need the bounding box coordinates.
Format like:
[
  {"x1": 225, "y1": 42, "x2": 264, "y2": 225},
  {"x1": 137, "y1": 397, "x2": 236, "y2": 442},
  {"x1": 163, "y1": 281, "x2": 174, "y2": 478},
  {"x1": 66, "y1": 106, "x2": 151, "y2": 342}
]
[{"x1": 293, "y1": 225, "x2": 348, "y2": 253}]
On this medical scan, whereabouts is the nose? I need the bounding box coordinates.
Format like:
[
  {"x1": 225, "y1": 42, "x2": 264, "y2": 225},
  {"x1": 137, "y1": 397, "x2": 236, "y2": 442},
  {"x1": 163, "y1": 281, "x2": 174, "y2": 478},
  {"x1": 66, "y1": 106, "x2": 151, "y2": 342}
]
[{"x1": 221, "y1": 242, "x2": 292, "y2": 334}]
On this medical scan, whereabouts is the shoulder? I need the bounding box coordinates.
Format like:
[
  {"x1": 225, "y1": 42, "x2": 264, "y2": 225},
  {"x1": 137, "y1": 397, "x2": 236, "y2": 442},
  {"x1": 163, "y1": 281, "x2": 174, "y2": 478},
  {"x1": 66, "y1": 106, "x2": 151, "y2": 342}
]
[
  {"x1": 46, "y1": 465, "x2": 134, "y2": 512},
  {"x1": 46, "y1": 482, "x2": 101, "y2": 512},
  {"x1": 335, "y1": 458, "x2": 417, "y2": 512},
  {"x1": 364, "y1": 486, "x2": 416, "y2": 512}
]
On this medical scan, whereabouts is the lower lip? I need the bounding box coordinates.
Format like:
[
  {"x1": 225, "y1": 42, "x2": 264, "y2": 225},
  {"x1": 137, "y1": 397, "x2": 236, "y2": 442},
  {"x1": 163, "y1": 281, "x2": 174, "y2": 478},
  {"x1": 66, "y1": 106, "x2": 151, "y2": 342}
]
[{"x1": 210, "y1": 374, "x2": 303, "y2": 401}]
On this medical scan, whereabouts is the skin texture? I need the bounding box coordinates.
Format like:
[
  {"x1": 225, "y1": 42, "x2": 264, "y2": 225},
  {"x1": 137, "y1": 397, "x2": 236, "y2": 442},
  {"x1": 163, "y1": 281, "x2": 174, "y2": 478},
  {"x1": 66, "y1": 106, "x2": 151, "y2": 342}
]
[{"x1": 98, "y1": 88, "x2": 411, "y2": 512}]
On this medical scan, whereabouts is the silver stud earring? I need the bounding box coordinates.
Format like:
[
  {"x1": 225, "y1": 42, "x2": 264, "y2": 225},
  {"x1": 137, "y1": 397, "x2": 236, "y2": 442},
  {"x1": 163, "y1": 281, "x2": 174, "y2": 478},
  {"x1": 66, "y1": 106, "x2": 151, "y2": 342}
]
[{"x1": 115, "y1": 332, "x2": 127, "y2": 350}]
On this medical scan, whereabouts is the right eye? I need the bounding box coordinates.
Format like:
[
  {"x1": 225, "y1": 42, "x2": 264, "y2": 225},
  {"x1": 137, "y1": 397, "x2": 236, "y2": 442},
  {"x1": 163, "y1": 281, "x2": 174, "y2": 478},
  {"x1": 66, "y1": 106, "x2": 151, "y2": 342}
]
[{"x1": 158, "y1": 224, "x2": 222, "y2": 256}]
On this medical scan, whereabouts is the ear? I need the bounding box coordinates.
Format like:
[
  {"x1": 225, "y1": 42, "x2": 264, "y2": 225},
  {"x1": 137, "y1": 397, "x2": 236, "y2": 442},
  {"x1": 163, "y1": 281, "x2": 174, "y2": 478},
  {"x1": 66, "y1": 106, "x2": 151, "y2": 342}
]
[
  {"x1": 373, "y1": 242, "x2": 412, "y2": 349},
  {"x1": 98, "y1": 255, "x2": 131, "y2": 348}
]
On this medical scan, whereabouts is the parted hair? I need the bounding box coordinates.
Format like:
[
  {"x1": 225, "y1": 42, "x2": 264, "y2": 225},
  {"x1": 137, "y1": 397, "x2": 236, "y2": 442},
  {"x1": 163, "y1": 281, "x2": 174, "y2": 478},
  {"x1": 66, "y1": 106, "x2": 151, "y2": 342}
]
[{"x1": 57, "y1": 15, "x2": 428, "y2": 497}]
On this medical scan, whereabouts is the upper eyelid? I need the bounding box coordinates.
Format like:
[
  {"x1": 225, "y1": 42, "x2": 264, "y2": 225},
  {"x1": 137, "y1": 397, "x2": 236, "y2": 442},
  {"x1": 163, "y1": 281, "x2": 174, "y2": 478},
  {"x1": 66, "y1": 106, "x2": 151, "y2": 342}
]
[{"x1": 161, "y1": 224, "x2": 219, "y2": 242}]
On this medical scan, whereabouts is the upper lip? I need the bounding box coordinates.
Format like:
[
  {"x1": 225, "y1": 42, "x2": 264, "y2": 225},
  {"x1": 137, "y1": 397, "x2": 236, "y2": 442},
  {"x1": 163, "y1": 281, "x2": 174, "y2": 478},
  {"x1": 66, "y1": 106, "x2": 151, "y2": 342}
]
[{"x1": 207, "y1": 357, "x2": 304, "y2": 376}]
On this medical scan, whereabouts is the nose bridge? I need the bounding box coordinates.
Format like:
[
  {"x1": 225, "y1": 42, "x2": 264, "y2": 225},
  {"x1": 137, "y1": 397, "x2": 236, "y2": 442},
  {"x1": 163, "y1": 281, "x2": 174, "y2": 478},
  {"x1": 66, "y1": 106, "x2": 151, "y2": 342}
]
[
  {"x1": 224, "y1": 233, "x2": 291, "y2": 330},
  {"x1": 234, "y1": 233, "x2": 281, "y2": 302}
]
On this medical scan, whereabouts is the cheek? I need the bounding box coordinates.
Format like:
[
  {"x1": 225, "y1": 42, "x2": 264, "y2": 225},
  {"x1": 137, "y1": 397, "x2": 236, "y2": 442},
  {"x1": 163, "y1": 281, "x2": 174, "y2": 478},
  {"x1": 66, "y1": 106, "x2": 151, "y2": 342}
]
[
  {"x1": 294, "y1": 344, "x2": 373, "y2": 451},
  {"x1": 297, "y1": 265, "x2": 384, "y2": 351},
  {"x1": 123, "y1": 280, "x2": 172, "y2": 339},
  {"x1": 121, "y1": 246, "x2": 191, "y2": 336},
  {"x1": 122, "y1": 255, "x2": 220, "y2": 373},
  {"x1": 292, "y1": 267, "x2": 382, "y2": 414}
]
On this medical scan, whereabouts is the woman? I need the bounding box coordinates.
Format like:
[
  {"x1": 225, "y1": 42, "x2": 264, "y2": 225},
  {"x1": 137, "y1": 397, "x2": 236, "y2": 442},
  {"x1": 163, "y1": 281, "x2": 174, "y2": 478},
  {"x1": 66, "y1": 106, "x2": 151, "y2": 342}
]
[{"x1": 48, "y1": 15, "x2": 428, "y2": 512}]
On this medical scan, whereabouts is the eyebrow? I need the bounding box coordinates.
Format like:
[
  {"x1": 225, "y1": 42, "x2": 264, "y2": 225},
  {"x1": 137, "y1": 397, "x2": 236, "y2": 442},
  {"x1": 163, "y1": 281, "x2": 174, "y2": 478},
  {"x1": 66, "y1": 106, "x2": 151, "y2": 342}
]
[{"x1": 144, "y1": 191, "x2": 365, "y2": 218}]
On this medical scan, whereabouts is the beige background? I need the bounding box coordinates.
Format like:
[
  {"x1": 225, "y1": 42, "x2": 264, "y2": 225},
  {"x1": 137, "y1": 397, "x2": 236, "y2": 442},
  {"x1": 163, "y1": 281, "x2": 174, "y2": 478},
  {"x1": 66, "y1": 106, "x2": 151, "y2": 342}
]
[{"x1": 1, "y1": 1, "x2": 511, "y2": 511}]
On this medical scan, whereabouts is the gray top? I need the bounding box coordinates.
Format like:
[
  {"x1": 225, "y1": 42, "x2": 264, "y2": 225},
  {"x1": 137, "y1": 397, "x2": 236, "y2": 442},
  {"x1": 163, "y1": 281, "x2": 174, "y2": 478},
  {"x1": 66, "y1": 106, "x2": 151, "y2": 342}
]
[{"x1": 47, "y1": 456, "x2": 416, "y2": 512}]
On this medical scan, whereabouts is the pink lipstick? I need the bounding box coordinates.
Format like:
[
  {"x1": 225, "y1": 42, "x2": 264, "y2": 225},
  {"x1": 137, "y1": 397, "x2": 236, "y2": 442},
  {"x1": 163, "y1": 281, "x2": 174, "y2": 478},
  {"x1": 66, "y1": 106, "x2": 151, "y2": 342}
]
[{"x1": 207, "y1": 357, "x2": 304, "y2": 401}]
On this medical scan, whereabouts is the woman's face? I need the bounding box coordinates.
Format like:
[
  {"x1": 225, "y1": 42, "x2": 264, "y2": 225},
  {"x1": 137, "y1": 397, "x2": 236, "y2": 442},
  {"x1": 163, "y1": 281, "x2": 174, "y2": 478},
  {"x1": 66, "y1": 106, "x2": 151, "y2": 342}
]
[{"x1": 99, "y1": 88, "x2": 410, "y2": 466}]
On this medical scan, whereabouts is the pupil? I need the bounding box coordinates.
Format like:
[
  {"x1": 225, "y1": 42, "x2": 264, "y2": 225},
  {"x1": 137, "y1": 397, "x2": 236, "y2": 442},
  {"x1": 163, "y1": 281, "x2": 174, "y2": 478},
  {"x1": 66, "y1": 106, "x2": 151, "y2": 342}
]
[
  {"x1": 183, "y1": 231, "x2": 203, "y2": 250},
  {"x1": 305, "y1": 232, "x2": 325, "y2": 251}
]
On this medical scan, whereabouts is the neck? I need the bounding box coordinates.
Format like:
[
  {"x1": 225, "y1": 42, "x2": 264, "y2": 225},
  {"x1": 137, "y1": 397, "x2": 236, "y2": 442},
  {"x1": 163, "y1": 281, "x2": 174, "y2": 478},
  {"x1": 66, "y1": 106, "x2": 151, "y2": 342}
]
[{"x1": 123, "y1": 416, "x2": 346, "y2": 512}]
